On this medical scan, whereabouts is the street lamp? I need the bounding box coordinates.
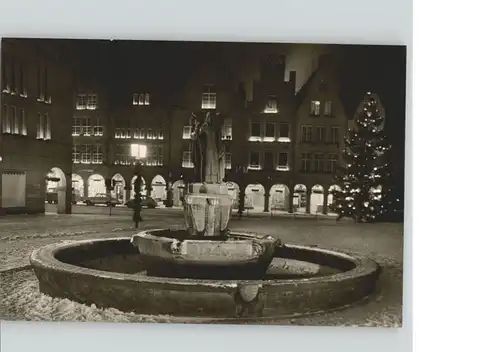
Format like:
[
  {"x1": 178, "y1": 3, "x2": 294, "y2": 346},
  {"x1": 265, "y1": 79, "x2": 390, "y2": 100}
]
[
  {"x1": 165, "y1": 171, "x2": 173, "y2": 207},
  {"x1": 130, "y1": 143, "x2": 147, "y2": 228},
  {"x1": 178, "y1": 174, "x2": 185, "y2": 206}
]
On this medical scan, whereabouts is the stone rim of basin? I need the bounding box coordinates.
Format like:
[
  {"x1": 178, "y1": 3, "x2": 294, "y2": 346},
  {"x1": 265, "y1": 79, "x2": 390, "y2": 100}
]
[
  {"x1": 131, "y1": 230, "x2": 279, "y2": 267},
  {"x1": 30, "y1": 236, "x2": 380, "y2": 284}
]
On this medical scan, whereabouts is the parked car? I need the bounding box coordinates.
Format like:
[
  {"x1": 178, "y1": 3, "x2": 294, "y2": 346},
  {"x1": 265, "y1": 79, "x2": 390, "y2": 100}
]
[
  {"x1": 84, "y1": 193, "x2": 118, "y2": 206},
  {"x1": 125, "y1": 196, "x2": 157, "y2": 209}
]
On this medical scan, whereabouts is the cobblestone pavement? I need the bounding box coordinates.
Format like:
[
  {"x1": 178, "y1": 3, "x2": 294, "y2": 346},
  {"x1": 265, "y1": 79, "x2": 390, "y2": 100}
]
[{"x1": 0, "y1": 210, "x2": 404, "y2": 327}]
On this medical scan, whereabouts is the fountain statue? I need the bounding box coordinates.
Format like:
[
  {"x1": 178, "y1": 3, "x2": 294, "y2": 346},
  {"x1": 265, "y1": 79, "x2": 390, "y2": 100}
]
[
  {"x1": 190, "y1": 111, "x2": 226, "y2": 184},
  {"x1": 184, "y1": 111, "x2": 232, "y2": 238},
  {"x1": 130, "y1": 111, "x2": 279, "y2": 279}
]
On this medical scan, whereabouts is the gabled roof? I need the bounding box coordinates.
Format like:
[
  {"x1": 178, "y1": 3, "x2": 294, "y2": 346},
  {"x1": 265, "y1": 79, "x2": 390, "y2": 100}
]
[{"x1": 293, "y1": 69, "x2": 318, "y2": 110}]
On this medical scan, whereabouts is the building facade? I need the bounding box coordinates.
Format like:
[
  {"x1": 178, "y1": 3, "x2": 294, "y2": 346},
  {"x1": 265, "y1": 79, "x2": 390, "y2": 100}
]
[
  {"x1": 1, "y1": 39, "x2": 74, "y2": 215},
  {"x1": 68, "y1": 50, "x2": 350, "y2": 215},
  {"x1": 292, "y1": 53, "x2": 349, "y2": 214},
  {"x1": 236, "y1": 54, "x2": 297, "y2": 213}
]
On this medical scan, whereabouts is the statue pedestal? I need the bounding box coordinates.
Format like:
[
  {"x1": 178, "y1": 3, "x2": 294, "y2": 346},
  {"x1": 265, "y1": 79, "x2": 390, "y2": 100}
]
[{"x1": 183, "y1": 183, "x2": 232, "y2": 238}]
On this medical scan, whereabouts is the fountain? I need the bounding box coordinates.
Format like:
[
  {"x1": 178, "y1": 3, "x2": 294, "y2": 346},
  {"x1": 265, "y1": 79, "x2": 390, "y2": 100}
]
[
  {"x1": 130, "y1": 112, "x2": 280, "y2": 280},
  {"x1": 29, "y1": 111, "x2": 381, "y2": 320}
]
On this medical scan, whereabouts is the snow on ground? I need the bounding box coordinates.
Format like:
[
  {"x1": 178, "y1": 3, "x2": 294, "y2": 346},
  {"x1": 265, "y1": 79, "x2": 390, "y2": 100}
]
[
  {"x1": 0, "y1": 270, "x2": 176, "y2": 324},
  {"x1": 0, "y1": 211, "x2": 404, "y2": 326}
]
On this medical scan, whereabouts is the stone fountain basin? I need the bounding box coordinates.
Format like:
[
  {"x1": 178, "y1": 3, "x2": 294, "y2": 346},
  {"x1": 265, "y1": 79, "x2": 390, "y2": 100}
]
[
  {"x1": 30, "y1": 236, "x2": 381, "y2": 320},
  {"x1": 131, "y1": 230, "x2": 279, "y2": 279}
]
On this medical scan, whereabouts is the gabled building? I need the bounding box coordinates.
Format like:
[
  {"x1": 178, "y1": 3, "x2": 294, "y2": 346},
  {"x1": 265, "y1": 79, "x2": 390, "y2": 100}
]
[
  {"x1": 239, "y1": 54, "x2": 297, "y2": 212},
  {"x1": 292, "y1": 53, "x2": 349, "y2": 214}
]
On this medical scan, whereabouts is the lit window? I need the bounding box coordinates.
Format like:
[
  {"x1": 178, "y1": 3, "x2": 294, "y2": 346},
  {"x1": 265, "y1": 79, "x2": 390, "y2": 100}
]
[
  {"x1": 139, "y1": 128, "x2": 145, "y2": 140},
  {"x1": 300, "y1": 153, "x2": 312, "y2": 172},
  {"x1": 201, "y1": 86, "x2": 216, "y2": 110},
  {"x1": 158, "y1": 131, "x2": 164, "y2": 140},
  {"x1": 72, "y1": 145, "x2": 81, "y2": 163},
  {"x1": 147, "y1": 129, "x2": 153, "y2": 140},
  {"x1": 248, "y1": 151, "x2": 261, "y2": 170},
  {"x1": 36, "y1": 113, "x2": 50, "y2": 140},
  {"x1": 12, "y1": 106, "x2": 19, "y2": 134},
  {"x1": 316, "y1": 126, "x2": 325, "y2": 142},
  {"x1": 114, "y1": 144, "x2": 127, "y2": 165},
  {"x1": 222, "y1": 118, "x2": 232, "y2": 140},
  {"x1": 126, "y1": 128, "x2": 132, "y2": 139},
  {"x1": 36, "y1": 66, "x2": 43, "y2": 101},
  {"x1": 1, "y1": 60, "x2": 8, "y2": 93},
  {"x1": 73, "y1": 117, "x2": 82, "y2": 136},
  {"x1": 20, "y1": 108, "x2": 26, "y2": 135},
  {"x1": 146, "y1": 145, "x2": 156, "y2": 166},
  {"x1": 1, "y1": 105, "x2": 9, "y2": 133},
  {"x1": 81, "y1": 144, "x2": 92, "y2": 164},
  {"x1": 130, "y1": 143, "x2": 147, "y2": 159},
  {"x1": 278, "y1": 122, "x2": 290, "y2": 142},
  {"x1": 249, "y1": 121, "x2": 261, "y2": 142},
  {"x1": 82, "y1": 117, "x2": 92, "y2": 136},
  {"x1": 224, "y1": 153, "x2": 232, "y2": 170},
  {"x1": 324, "y1": 100, "x2": 332, "y2": 116},
  {"x1": 92, "y1": 144, "x2": 103, "y2": 164},
  {"x1": 182, "y1": 151, "x2": 194, "y2": 168},
  {"x1": 301, "y1": 125, "x2": 312, "y2": 142},
  {"x1": 19, "y1": 65, "x2": 27, "y2": 97},
  {"x1": 310, "y1": 100, "x2": 320, "y2": 116},
  {"x1": 277, "y1": 152, "x2": 289, "y2": 171},
  {"x1": 133, "y1": 128, "x2": 139, "y2": 139},
  {"x1": 76, "y1": 94, "x2": 86, "y2": 110},
  {"x1": 264, "y1": 96, "x2": 278, "y2": 113},
  {"x1": 157, "y1": 145, "x2": 163, "y2": 166},
  {"x1": 94, "y1": 117, "x2": 103, "y2": 136},
  {"x1": 114, "y1": 128, "x2": 121, "y2": 139},
  {"x1": 44, "y1": 113, "x2": 51, "y2": 140},
  {"x1": 264, "y1": 122, "x2": 275, "y2": 142},
  {"x1": 86, "y1": 94, "x2": 97, "y2": 110},
  {"x1": 133, "y1": 93, "x2": 150, "y2": 106},
  {"x1": 36, "y1": 113, "x2": 44, "y2": 139},
  {"x1": 11, "y1": 63, "x2": 16, "y2": 95},
  {"x1": 182, "y1": 125, "x2": 192, "y2": 139}
]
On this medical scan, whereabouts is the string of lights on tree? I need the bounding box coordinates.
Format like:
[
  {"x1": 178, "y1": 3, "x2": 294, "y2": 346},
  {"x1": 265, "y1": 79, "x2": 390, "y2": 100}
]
[{"x1": 332, "y1": 92, "x2": 392, "y2": 222}]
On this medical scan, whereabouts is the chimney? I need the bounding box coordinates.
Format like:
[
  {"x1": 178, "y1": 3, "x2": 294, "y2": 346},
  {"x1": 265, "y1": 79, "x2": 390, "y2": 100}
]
[{"x1": 260, "y1": 54, "x2": 286, "y2": 82}]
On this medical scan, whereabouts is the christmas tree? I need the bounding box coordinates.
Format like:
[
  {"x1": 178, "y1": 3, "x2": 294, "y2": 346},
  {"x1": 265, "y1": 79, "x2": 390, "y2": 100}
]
[{"x1": 333, "y1": 92, "x2": 392, "y2": 222}]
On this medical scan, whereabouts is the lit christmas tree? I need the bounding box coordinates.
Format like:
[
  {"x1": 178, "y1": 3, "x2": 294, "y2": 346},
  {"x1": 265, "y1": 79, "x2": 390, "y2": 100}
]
[{"x1": 333, "y1": 92, "x2": 391, "y2": 222}]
